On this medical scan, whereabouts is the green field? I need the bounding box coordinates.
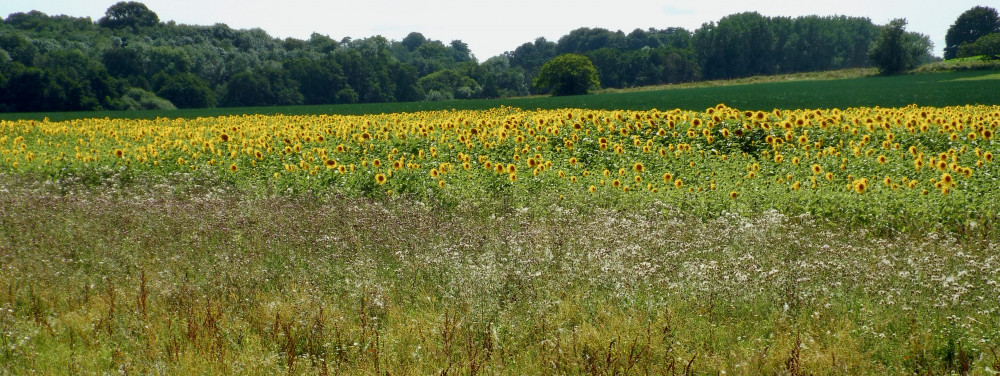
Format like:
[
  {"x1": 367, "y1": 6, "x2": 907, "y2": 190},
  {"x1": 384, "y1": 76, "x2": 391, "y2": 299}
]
[
  {"x1": 3, "y1": 69, "x2": 998, "y2": 122},
  {"x1": 2, "y1": 71, "x2": 1000, "y2": 375}
]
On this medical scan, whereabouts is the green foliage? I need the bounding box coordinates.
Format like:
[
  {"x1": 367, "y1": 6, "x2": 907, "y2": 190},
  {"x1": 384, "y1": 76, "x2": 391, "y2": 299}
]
[
  {"x1": 869, "y1": 19, "x2": 922, "y2": 75},
  {"x1": 692, "y1": 14, "x2": 881, "y2": 80},
  {"x1": 944, "y1": 6, "x2": 1000, "y2": 59},
  {"x1": 220, "y1": 68, "x2": 303, "y2": 107},
  {"x1": 958, "y1": 33, "x2": 1000, "y2": 60},
  {"x1": 417, "y1": 69, "x2": 481, "y2": 100},
  {"x1": 533, "y1": 54, "x2": 601, "y2": 96},
  {"x1": 155, "y1": 72, "x2": 215, "y2": 108},
  {"x1": 120, "y1": 87, "x2": 175, "y2": 110},
  {"x1": 98, "y1": 1, "x2": 159, "y2": 29}
]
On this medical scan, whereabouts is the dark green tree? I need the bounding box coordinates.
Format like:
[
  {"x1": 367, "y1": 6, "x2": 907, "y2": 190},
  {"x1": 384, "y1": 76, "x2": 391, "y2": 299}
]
[
  {"x1": 155, "y1": 72, "x2": 215, "y2": 108},
  {"x1": 532, "y1": 54, "x2": 600, "y2": 96},
  {"x1": 869, "y1": 19, "x2": 910, "y2": 74},
  {"x1": 944, "y1": 6, "x2": 1000, "y2": 59},
  {"x1": 98, "y1": 2, "x2": 159, "y2": 29}
]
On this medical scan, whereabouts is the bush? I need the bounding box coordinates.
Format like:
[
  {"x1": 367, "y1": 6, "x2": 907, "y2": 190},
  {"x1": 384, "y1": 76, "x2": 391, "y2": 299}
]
[
  {"x1": 120, "y1": 88, "x2": 175, "y2": 110},
  {"x1": 958, "y1": 33, "x2": 1000, "y2": 60},
  {"x1": 532, "y1": 54, "x2": 601, "y2": 96}
]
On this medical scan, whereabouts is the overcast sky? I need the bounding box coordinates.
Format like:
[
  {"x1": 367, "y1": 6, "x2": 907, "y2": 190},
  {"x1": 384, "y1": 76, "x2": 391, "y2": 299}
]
[{"x1": 1, "y1": 0, "x2": 990, "y2": 59}]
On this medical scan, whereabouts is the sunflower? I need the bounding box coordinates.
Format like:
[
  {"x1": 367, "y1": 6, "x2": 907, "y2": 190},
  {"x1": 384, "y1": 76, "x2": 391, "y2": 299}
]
[
  {"x1": 114, "y1": 149, "x2": 124, "y2": 158},
  {"x1": 612, "y1": 179, "x2": 622, "y2": 188},
  {"x1": 229, "y1": 163, "x2": 238, "y2": 172},
  {"x1": 220, "y1": 133, "x2": 230, "y2": 142},
  {"x1": 811, "y1": 164, "x2": 822, "y2": 174},
  {"x1": 509, "y1": 173, "x2": 517, "y2": 182},
  {"x1": 855, "y1": 180, "x2": 867, "y2": 194},
  {"x1": 674, "y1": 178, "x2": 683, "y2": 189},
  {"x1": 325, "y1": 159, "x2": 337, "y2": 169},
  {"x1": 375, "y1": 173, "x2": 387, "y2": 185},
  {"x1": 941, "y1": 173, "x2": 953, "y2": 185},
  {"x1": 877, "y1": 155, "x2": 887, "y2": 164},
  {"x1": 633, "y1": 162, "x2": 644, "y2": 173},
  {"x1": 662, "y1": 172, "x2": 673, "y2": 182},
  {"x1": 985, "y1": 152, "x2": 994, "y2": 162}
]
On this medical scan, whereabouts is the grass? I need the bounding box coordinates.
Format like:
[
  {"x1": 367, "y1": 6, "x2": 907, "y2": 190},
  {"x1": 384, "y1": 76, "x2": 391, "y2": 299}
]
[
  {"x1": 2, "y1": 69, "x2": 999, "y2": 122},
  {"x1": 912, "y1": 56, "x2": 1000, "y2": 73},
  {"x1": 1, "y1": 174, "x2": 998, "y2": 374}
]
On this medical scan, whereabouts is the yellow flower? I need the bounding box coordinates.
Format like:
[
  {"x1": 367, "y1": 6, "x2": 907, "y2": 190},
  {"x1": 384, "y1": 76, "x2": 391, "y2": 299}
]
[
  {"x1": 633, "y1": 162, "x2": 644, "y2": 173},
  {"x1": 375, "y1": 173, "x2": 387, "y2": 185}
]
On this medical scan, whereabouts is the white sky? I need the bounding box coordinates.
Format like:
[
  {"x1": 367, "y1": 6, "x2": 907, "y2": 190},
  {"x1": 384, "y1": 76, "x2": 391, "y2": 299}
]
[{"x1": 2, "y1": 0, "x2": 990, "y2": 59}]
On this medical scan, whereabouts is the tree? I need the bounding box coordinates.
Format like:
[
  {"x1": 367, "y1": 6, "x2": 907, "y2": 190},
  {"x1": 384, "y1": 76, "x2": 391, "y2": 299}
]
[
  {"x1": 944, "y1": 6, "x2": 1000, "y2": 59},
  {"x1": 869, "y1": 19, "x2": 911, "y2": 75},
  {"x1": 532, "y1": 54, "x2": 600, "y2": 96},
  {"x1": 155, "y1": 72, "x2": 215, "y2": 108},
  {"x1": 98, "y1": 2, "x2": 159, "y2": 29}
]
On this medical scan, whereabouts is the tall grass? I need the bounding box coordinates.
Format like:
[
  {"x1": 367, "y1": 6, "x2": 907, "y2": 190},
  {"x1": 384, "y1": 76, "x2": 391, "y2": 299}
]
[{"x1": 1, "y1": 174, "x2": 998, "y2": 374}]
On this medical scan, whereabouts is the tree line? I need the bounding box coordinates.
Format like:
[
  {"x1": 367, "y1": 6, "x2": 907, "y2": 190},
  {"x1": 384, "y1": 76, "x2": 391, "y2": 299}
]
[{"x1": 1, "y1": 2, "x2": 943, "y2": 112}]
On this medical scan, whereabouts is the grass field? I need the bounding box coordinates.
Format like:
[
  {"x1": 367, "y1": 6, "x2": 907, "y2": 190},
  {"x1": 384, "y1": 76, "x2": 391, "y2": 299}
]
[{"x1": 2, "y1": 71, "x2": 1000, "y2": 374}]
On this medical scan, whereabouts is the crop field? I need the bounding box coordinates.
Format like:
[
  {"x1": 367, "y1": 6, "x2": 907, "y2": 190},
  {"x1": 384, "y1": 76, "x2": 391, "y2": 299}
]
[{"x1": 2, "y1": 94, "x2": 1000, "y2": 372}]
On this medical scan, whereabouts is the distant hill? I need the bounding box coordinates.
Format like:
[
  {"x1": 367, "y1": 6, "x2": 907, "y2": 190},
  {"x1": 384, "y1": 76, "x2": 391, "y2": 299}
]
[{"x1": 1, "y1": 2, "x2": 935, "y2": 113}]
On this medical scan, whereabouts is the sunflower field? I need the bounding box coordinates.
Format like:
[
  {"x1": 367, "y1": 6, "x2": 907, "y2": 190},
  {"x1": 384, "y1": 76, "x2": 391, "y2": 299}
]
[{"x1": 2, "y1": 104, "x2": 997, "y2": 232}]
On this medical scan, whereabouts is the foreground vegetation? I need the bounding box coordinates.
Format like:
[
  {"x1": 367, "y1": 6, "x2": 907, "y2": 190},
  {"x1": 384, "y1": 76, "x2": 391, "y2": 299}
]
[
  {"x1": 2, "y1": 99, "x2": 999, "y2": 373},
  {"x1": 1, "y1": 176, "x2": 999, "y2": 374}
]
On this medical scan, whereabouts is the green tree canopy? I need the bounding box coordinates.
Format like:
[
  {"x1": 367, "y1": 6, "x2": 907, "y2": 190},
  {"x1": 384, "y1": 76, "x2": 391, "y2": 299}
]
[
  {"x1": 533, "y1": 54, "x2": 601, "y2": 96},
  {"x1": 869, "y1": 19, "x2": 928, "y2": 75},
  {"x1": 944, "y1": 6, "x2": 1000, "y2": 59},
  {"x1": 98, "y1": 2, "x2": 159, "y2": 29}
]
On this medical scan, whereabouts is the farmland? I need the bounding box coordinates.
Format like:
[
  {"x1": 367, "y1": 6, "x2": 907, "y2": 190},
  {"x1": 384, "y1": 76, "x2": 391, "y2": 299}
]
[{"x1": 2, "y1": 72, "x2": 1000, "y2": 374}]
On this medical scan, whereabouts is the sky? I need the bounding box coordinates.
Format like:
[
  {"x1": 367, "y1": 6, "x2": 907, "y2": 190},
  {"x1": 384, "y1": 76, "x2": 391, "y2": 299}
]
[{"x1": 1, "y1": 0, "x2": 991, "y2": 59}]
